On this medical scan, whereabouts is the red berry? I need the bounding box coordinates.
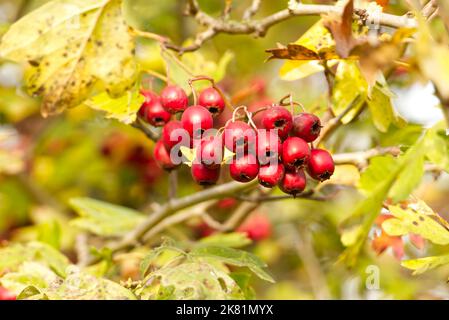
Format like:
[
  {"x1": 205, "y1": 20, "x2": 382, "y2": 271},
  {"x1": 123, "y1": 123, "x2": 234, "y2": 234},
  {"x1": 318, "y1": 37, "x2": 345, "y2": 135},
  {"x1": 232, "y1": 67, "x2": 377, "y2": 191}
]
[
  {"x1": 261, "y1": 106, "x2": 293, "y2": 140},
  {"x1": 282, "y1": 137, "x2": 310, "y2": 170},
  {"x1": 256, "y1": 129, "x2": 282, "y2": 165},
  {"x1": 279, "y1": 169, "x2": 306, "y2": 195},
  {"x1": 237, "y1": 213, "x2": 271, "y2": 241},
  {"x1": 258, "y1": 162, "x2": 285, "y2": 188},
  {"x1": 162, "y1": 120, "x2": 190, "y2": 150},
  {"x1": 217, "y1": 197, "x2": 238, "y2": 209},
  {"x1": 198, "y1": 87, "x2": 225, "y2": 116},
  {"x1": 196, "y1": 135, "x2": 223, "y2": 168},
  {"x1": 292, "y1": 113, "x2": 322, "y2": 142},
  {"x1": 154, "y1": 140, "x2": 178, "y2": 171},
  {"x1": 0, "y1": 287, "x2": 16, "y2": 300},
  {"x1": 181, "y1": 105, "x2": 214, "y2": 139},
  {"x1": 307, "y1": 149, "x2": 335, "y2": 181},
  {"x1": 191, "y1": 162, "x2": 221, "y2": 185},
  {"x1": 160, "y1": 85, "x2": 188, "y2": 113},
  {"x1": 138, "y1": 90, "x2": 171, "y2": 127},
  {"x1": 222, "y1": 121, "x2": 256, "y2": 152},
  {"x1": 229, "y1": 153, "x2": 259, "y2": 182}
]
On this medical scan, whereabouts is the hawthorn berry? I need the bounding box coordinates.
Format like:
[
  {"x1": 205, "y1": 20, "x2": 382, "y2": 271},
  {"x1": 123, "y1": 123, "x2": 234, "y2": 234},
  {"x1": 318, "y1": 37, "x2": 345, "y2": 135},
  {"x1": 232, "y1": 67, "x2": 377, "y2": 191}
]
[
  {"x1": 196, "y1": 135, "x2": 223, "y2": 168},
  {"x1": 282, "y1": 136, "x2": 310, "y2": 170},
  {"x1": 222, "y1": 121, "x2": 256, "y2": 153},
  {"x1": 138, "y1": 90, "x2": 171, "y2": 127},
  {"x1": 229, "y1": 153, "x2": 259, "y2": 183},
  {"x1": 237, "y1": 213, "x2": 271, "y2": 241},
  {"x1": 279, "y1": 169, "x2": 306, "y2": 196},
  {"x1": 181, "y1": 105, "x2": 214, "y2": 139},
  {"x1": 307, "y1": 149, "x2": 335, "y2": 181},
  {"x1": 160, "y1": 85, "x2": 188, "y2": 113},
  {"x1": 199, "y1": 87, "x2": 225, "y2": 116},
  {"x1": 258, "y1": 162, "x2": 285, "y2": 188},
  {"x1": 191, "y1": 162, "x2": 221, "y2": 185},
  {"x1": 292, "y1": 113, "x2": 322, "y2": 142},
  {"x1": 162, "y1": 120, "x2": 189, "y2": 150},
  {"x1": 154, "y1": 139, "x2": 178, "y2": 171},
  {"x1": 0, "y1": 287, "x2": 15, "y2": 300},
  {"x1": 261, "y1": 106, "x2": 293, "y2": 140},
  {"x1": 256, "y1": 129, "x2": 282, "y2": 165}
]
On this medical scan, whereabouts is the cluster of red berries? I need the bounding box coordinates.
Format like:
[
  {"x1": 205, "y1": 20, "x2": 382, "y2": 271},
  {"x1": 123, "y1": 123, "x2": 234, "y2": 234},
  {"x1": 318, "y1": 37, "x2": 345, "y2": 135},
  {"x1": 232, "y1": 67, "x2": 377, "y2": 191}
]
[{"x1": 138, "y1": 80, "x2": 335, "y2": 196}]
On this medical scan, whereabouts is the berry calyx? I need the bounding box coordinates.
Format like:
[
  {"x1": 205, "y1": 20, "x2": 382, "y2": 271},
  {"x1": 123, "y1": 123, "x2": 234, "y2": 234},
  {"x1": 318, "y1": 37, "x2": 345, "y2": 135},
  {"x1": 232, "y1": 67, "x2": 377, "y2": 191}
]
[
  {"x1": 222, "y1": 121, "x2": 256, "y2": 152},
  {"x1": 258, "y1": 162, "x2": 285, "y2": 188},
  {"x1": 261, "y1": 106, "x2": 293, "y2": 140},
  {"x1": 282, "y1": 137, "x2": 310, "y2": 170},
  {"x1": 307, "y1": 149, "x2": 335, "y2": 181},
  {"x1": 154, "y1": 140, "x2": 178, "y2": 171},
  {"x1": 198, "y1": 87, "x2": 225, "y2": 116},
  {"x1": 229, "y1": 153, "x2": 259, "y2": 182},
  {"x1": 181, "y1": 105, "x2": 214, "y2": 139},
  {"x1": 160, "y1": 85, "x2": 188, "y2": 113},
  {"x1": 162, "y1": 120, "x2": 189, "y2": 151},
  {"x1": 138, "y1": 90, "x2": 171, "y2": 127},
  {"x1": 196, "y1": 135, "x2": 223, "y2": 168},
  {"x1": 256, "y1": 129, "x2": 282, "y2": 165},
  {"x1": 292, "y1": 113, "x2": 322, "y2": 142},
  {"x1": 237, "y1": 213, "x2": 272, "y2": 241},
  {"x1": 191, "y1": 162, "x2": 221, "y2": 185},
  {"x1": 279, "y1": 169, "x2": 306, "y2": 195}
]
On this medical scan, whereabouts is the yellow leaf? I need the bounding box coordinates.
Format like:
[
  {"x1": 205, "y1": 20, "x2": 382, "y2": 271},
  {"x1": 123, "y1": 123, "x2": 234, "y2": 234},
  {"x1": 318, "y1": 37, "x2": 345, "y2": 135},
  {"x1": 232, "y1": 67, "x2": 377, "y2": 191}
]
[{"x1": 0, "y1": 0, "x2": 137, "y2": 116}]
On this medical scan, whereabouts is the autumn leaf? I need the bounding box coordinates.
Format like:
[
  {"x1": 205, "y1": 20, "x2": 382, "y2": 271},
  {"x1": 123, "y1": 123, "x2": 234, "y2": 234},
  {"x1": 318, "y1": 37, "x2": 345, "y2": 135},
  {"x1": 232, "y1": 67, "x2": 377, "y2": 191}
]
[
  {"x1": 0, "y1": 0, "x2": 137, "y2": 117},
  {"x1": 322, "y1": 0, "x2": 357, "y2": 58}
]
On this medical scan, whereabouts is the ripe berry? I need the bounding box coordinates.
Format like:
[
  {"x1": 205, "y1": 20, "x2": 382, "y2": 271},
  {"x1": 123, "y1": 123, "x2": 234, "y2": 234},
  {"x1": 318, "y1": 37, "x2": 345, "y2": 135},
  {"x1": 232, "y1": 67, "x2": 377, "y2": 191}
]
[
  {"x1": 229, "y1": 153, "x2": 259, "y2": 182},
  {"x1": 223, "y1": 121, "x2": 256, "y2": 152},
  {"x1": 199, "y1": 87, "x2": 225, "y2": 116},
  {"x1": 160, "y1": 85, "x2": 188, "y2": 113},
  {"x1": 261, "y1": 106, "x2": 293, "y2": 140},
  {"x1": 282, "y1": 137, "x2": 310, "y2": 170},
  {"x1": 307, "y1": 149, "x2": 335, "y2": 181},
  {"x1": 181, "y1": 105, "x2": 214, "y2": 139},
  {"x1": 292, "y1": 113, "x2": 322, "y2": 142},
  {"x1": 237, "y1": 213, "x2": 271, "y2": 241},
  {"x1": 138, "y1": 90, "x2": 171, "y2": 127},
  {"x1": 0, "y1": 287, "x2": 15, "y2": 300},
  {"x1": 258, "y1": 162, "x2": 285, "y2": 188},
  {"x1": 162, "y1": 120, "x2": 190, "y2": 150},
  {"x1": 191, "y1": 162, "x2": 221, "y2": 185},
  {"x1": 196, "y1": 136, "x2": 223, "y2": 168},
  {"x1": 256, "y1": 129, "x2": 282, "y2": 165},
  {"x1": 154, "y1": 140, "x2": 178, "y2": 171},
  {"x1": 279, "y1": 169, "x2": 306, "y2": 195}
]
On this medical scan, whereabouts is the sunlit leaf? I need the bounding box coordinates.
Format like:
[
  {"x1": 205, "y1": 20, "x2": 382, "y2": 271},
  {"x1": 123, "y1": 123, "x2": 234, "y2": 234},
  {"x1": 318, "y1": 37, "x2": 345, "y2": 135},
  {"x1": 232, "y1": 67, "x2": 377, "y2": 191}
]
[
  {"x1": 0, "y1": 0, "x2": 137, "y2": 116},
  {"x1": 401, "y1": 254, "x2": 449, "y2": 275},
  {"x1": 69, "y1": 197, "x2": 145, "y2": 236}
]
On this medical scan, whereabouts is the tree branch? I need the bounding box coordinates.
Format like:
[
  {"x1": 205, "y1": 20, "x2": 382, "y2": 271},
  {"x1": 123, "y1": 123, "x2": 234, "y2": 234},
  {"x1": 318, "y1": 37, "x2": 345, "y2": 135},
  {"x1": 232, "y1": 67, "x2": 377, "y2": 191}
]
[
  {"x1": 332, "y1": 146, "x2": 401, "y2": 167},
  {"x1": 160, "y1": 2, "x2": 417, "y2": 53}
]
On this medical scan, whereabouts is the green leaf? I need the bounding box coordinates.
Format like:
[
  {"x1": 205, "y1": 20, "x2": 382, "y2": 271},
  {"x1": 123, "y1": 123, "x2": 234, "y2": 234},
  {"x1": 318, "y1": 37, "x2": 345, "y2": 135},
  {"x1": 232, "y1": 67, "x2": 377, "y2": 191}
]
[
  {"x1": 383, "y1": 204, "x2": 449, "y2": 245},
  {"x1": 37, "y1": 220, "x2": 61, "y2": 249},
  {"x1": 69, "y1": 197, "x2": 145, "y2": 236},
  {"x1": 190, "y1": 246, "x2": 274, "y2": 283},
  {"x1": 0, "y1": 262, "x2": 59, "y2": 296},
  {"x1": 199, "y1": 232, "x2": 252, "y2": 248},
  {"x1": 0, "y1": 0, "x2": 137, "y2": 116},
  {"x1": 144, "y1": 262, "x2": 244, "y2": 300},
  {"x1": 367, "y1": 83, "x2": 405, "y2": 132},
  {"x1": 340, "y1": 136, "x2": 427, "y2": 266},
  {"x1": 44, "y1": 266, "x2": 136, "y2": 300},
  {"x1": 84, "y1": 90, "x2": 145, "y2": 124},
  {"x1": 0, "y1": 241, "x2": 69, "y2": 277},
  {"x1": 230, "y1": 272, "x2": 256, "y2": 300},
  {"x1": 401, "y1": 254, "x2": 449, "y2": 275},
  {"x1": 331, "y1": 60, "x2": 367, "y2": 123},
  {"x1": 425, "y1": 124, "x2": 449, "y2": 172}
]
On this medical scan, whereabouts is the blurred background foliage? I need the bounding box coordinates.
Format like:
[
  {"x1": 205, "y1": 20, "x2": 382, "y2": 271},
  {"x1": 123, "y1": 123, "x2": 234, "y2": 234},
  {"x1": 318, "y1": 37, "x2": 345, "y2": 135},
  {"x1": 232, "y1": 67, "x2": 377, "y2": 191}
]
[{"x1": 0, "y1": 0, "x2": 449, "y2": 299}]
